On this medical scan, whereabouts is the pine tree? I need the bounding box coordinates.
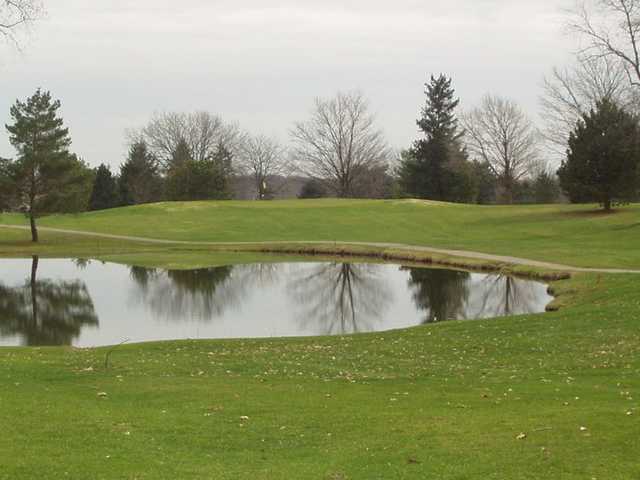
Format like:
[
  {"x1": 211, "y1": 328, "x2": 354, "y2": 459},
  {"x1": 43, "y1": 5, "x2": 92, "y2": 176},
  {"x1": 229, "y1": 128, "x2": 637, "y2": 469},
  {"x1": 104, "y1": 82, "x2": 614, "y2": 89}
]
[
  {"x1": 89, "y1": 164, "x2": 119, "y2": 211},
  {"x1": 558, "y1": 99, "x2": 640, "y2": 211},
  {"x1": 119, "y1": 141, "x2": 163, "y2": 205},
  {"x1": 417, "y1": 74, "x2": 462, "y2": 142},
  {"x1": 399, "y1": 75, "x2": 473, "y2": 201},
  {"x1": 4, "y1": 89, "x2": 85, "y2": 242}
]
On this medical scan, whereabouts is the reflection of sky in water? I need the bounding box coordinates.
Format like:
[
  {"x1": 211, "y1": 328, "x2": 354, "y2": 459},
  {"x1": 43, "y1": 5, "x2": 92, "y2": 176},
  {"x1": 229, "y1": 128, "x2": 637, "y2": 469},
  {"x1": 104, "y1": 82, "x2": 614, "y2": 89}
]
[{"x1": 0, "y1": 259, "x2": 554, "y2": 347}]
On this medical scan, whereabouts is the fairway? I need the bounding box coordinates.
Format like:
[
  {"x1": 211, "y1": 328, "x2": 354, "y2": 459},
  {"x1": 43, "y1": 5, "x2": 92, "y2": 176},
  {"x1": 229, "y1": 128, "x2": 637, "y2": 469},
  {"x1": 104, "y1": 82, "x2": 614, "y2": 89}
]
[
  {"x1": 2, "y1": 199, "x2": 640, "y2": 268},
  {"x1": 0, "y1": 200, "x2": 638, "y2": 480}
]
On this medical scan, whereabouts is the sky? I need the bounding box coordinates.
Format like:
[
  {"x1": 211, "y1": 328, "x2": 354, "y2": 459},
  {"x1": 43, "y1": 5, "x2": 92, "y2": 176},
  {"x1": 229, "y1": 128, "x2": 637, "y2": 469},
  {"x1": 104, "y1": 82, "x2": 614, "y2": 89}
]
[{"x1": 0, "y1": 0, "x2": 577, "y2": 169}]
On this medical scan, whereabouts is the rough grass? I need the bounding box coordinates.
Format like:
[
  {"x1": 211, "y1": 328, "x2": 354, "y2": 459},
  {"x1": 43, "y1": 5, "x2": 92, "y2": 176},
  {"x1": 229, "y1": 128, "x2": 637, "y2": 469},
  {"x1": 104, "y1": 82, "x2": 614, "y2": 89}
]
[{"x1": 2, "y1": 199, "x2": 640, "y2": 268}]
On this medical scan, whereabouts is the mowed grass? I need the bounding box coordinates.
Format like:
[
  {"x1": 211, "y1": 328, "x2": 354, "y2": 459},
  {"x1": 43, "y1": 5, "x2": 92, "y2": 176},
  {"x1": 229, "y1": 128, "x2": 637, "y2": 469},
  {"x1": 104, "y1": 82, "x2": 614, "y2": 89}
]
[
  {"x1": 1, "y1": 199, "x2": 640, "y2": 268},
  {"x1": 0, "y1": 273, "x2": 638, "y2": 479}
]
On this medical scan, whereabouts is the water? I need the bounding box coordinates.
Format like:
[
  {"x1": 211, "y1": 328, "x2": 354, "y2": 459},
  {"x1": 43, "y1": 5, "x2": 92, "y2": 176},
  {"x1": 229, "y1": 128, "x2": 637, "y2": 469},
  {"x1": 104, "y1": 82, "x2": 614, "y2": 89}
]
[{"x1": 0, "y1": 257, "x2": 554, "y2": 347}]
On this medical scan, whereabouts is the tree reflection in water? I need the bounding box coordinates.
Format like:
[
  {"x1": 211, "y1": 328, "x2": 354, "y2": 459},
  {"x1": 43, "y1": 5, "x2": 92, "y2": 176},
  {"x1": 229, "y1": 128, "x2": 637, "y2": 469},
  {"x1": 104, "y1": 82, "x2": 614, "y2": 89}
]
[
  {"x1": 0, "y1": 256, "x2": 98, "y2": 346},
  {"x1": 288, "y1": 263, "x2": 392, "y2": 335},
  {"x1": 404, "y1": 267, "x2": 470, "y2": 323},
  {"x1": 129, "y1": 263, "x2": 281, "y2": 322},
  {"x1": 404, "y1": 267, "x2": 550, "y2": 322},
  {"x1": 472, "y1": 275, "x2": 548, "y2": 318}
]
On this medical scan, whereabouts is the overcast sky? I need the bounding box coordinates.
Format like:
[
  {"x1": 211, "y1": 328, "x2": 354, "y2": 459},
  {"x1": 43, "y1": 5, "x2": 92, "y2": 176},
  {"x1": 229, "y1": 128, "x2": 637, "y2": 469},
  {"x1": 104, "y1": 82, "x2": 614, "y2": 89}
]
[{"x1": 1, "y1": 0, "x2": 576, "y2": 169}]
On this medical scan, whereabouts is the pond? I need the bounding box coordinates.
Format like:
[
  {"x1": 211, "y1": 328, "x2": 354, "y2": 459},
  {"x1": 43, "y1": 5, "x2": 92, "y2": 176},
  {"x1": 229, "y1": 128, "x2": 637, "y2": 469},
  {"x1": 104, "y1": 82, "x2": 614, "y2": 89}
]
[{"x1": 0, "y1": 257, "x2": 554, "y2": 347}]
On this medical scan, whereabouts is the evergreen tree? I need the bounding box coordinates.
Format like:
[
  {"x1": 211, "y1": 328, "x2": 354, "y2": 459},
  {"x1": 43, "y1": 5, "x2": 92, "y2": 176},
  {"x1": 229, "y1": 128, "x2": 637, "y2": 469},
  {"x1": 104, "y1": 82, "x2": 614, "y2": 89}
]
[
  {"x1": 119, "y1": 140, "x2": 163, "y2": 206},
  {"x1": 417, "y1": 74, "x2": 462, "y2": 142},
  {"x1": 4, "y1": 89, "x2": 87, "y2": 242},
  {"x1": 399, "y1": 74, "x2": 473, "y2": 201},
  {"x1": 558, "y1": 99, "x2": 640, "y2": 211},
  {"x1": 89, "y1": 164, "x2": 119, "y2": 211},
  {"x1": 165, "y1": 139, "x2": 233, "y2": 201}
]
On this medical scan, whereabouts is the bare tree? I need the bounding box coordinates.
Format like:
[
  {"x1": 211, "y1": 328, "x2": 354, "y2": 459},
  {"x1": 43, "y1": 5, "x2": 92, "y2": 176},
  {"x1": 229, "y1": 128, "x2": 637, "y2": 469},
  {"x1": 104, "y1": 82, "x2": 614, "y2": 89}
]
[
  {"x1": 290, "y1": 91, "x2": 392, "y2": 198},
  {"x1": 540, "y1": 55, "x2": 638, "y2": 156},
  {"x1": 0, "y1": 0, "x2": 43, "y2": 48},
  {"x1": 129, "y1": 111, "x2": 244, "y2": 169},
  {"x1": 461, "y1": 95, "x2": 539, "y2": 203},
  {"x1": 237, "y1": 134, "x2": 290, "y2": 199},
  {"x1": 568, "y1": 0, "x2": 640, "y2": 87}
]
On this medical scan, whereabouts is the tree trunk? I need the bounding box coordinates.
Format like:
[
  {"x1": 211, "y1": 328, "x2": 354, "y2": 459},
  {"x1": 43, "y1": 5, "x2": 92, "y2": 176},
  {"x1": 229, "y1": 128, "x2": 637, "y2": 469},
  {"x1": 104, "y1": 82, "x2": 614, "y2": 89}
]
[
  {"x1": 30, "y1": 214, "x2": 39, "y2": 243},
  {"x1": 603, "y1": 197, "x2": 612, "y2": 212}
]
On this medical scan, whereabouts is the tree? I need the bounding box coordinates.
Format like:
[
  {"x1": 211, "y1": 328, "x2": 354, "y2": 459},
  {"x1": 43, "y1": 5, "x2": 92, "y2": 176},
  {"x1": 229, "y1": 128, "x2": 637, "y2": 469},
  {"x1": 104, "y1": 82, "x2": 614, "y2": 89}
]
[
  {"x1": 398, "y1": 74, "x2": 474, "y2": 202},
  {"x1": 89, "y1": 164, "x2": 119, "y2": 211},
  {"x1": 165, "y1": 139, "x2": 234, "y2": 201},
  {"x1": 462, "y1": 95, "x2": 539, "y2": 203},
  {"x1": 4, "y1": 89, "x2": 89, "y2": 242},
  {"x1": 237, "y1": 134, "x2": 289, "y2": 199},
  {"x1": 131, "y1": 111, "x2": 243, "y2": 170},
  {"x1": 119, "y1": 140, "x2": 163, "y2": 206},
  {"x1": 0, "y1": 0, "x2": 43, "y2": 48},
  {"x1": 541, "y1": 55, "x2": 638, "y2": 156},
  {"x1": 533, "y1": 171, "x2": 562, "y2": 204},
  {"x1": 558, "y1": 99, "x2": 640, "y2": 211},
  {"x1": 298, "y1": 178, "x2": 327, "y2": 199},
  {"x1": 568, "y1": 0, "x2": 640, "y2": 88},
  {"x1": 290, "y1": 91, "x2": 392, "y2": 197}
]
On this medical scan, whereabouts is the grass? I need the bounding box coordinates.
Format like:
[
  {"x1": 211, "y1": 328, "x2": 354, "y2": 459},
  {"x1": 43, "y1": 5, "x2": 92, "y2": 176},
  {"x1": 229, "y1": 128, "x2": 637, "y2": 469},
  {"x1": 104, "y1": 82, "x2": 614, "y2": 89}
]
[
  {"x1": 0, "y1": 199, "x2": 639, "y2": 478},
  {"x1": 1, "y1": 199, "x2": 640, "y2": 268}
]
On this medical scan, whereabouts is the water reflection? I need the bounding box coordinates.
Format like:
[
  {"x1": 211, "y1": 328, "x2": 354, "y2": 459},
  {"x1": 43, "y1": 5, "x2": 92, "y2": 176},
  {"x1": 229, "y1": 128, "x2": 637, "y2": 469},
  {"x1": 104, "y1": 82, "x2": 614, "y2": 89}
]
[
  {"x1": 0, "y1": 257, "x2": 98, "y2": 346},
  {"x1": 288, "y1": 263, "x2": 392, "y2": 335},
  {"x1": 405, "y1": 268, "x2": 470, "y2": 323},
  {"x1": 404, "y1": 267, "x2": 551, "y2": 322},
  {"x1": 129, "y1": 264, "x2": 282, "y2": 322},
  {"x1": 0, "y1": 259, "x2": 554, "y2": 347},
  {"x1": 474, "y1": 275, "x2": 548, "y2": 319}
]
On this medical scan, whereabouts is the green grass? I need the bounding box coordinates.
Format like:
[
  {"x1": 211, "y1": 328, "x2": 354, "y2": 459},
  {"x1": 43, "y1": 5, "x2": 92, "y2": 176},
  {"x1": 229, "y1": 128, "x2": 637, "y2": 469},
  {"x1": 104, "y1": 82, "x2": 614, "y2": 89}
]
[
  {"x1": 2, "y1": 199, "x2": 640, "y2": 268},
  {"x1": 0, "y1": 199, "x2": 639, "y2": 478}
]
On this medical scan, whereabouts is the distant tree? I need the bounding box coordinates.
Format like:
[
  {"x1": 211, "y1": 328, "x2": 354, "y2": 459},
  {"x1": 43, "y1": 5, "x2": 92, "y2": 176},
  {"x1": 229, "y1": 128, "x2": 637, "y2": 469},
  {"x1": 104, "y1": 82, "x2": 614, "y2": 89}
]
[
  {"x1": 568, "y1": 0, "x2": 640, "y2": 89},
  {"x1": 298, "y1": 178, "x2": 328, "y2": 199},
  {"x1": 119, "y1": 140, "x2": 163, "y2": 206},
  {"x1": 462, "y1": 95, "x2": 539, "y2": 203},
  {"x1": 131, "y1": 111, "x2": 243, "y2": 170},
  {"x1": 165, "y1": 139, "x2": 233, "y2": 201},
  {"x1": 237, "y1": 134, "x2": 289, "y2": 199},
  {"x1": 0, "y1": 0, "x2": 43, "y2": 48},
  {"x1": 89, "y1": 164, "x2": 119, "y2": 211},
  {"x1": 541, "y1": 55, "x2": 637, "y2": 157},
  {"x1": 0, "y1": 156, "x2": 12, "y2": 210},
  {"x1": 291, "y1": 91, "x2": 392, "y2": 197},
  {"x1": 558, "y1": 99, "x2": 640, "y2": 211},
  {"x1": 399, "y1": 74, "x2": 474, "y2": 202},
  {"x1": 351, "y1": 164, "x2": 396, "y2": 199},
  {"x1": 533, "y1": 171, "x2": 562, "y2": 204},
  {"x1": 472, "y1": 160, "x2": 497, "y2": 204},
  {"x1": 4, "y1": 89, "x2": 90, "y2": 242}
]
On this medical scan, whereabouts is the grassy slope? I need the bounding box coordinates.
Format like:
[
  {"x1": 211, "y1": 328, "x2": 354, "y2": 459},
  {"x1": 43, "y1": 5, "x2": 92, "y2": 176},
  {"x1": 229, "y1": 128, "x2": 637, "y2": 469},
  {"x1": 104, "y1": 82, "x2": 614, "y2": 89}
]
[
  {"x1": 0, "y1": 274, "x2": 638, "y2": 479},
  {"x1": 2, "y1": 199, "x2": 640, "y2": 268}
]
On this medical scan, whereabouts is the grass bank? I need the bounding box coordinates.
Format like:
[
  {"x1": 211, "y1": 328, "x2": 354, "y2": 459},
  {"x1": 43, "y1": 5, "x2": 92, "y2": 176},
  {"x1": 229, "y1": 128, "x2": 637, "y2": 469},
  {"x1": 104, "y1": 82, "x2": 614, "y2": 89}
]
[{"x1": 1, "y1": 199, "x2": 640, "y2": 268}]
